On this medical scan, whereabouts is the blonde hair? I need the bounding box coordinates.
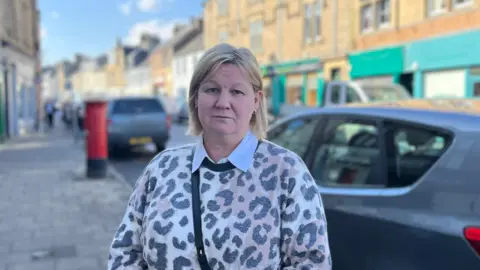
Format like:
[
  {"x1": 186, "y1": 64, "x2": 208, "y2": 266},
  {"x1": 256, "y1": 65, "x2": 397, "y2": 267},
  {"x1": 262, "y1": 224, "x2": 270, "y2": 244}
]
[{"x1": 186, "y1": 43, "x2": 268, "y2": 139}]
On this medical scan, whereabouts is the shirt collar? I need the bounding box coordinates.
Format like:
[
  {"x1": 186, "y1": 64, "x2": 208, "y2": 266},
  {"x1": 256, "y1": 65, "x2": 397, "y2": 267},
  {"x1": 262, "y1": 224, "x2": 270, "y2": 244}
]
[{"x1": 191, "y1": 130, "x2": 258, "y2": 173}]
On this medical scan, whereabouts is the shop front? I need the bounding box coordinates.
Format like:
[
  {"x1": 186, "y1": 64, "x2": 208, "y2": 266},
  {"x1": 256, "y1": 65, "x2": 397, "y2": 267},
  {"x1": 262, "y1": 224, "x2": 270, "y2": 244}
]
[
  {"x1": 262, "y1": 58, "x2": 323, "y2": 115},
  {"x1": 348, "y1": 45, "x2": 408, "y2": 92},
  {"x1": 404, "y1": 29, "x2": 480, "y2": 98}
]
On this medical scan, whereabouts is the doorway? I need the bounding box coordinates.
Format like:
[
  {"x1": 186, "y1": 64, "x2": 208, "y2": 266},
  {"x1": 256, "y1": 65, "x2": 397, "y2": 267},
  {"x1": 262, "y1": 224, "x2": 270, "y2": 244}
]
[{"x1": 399, "y1": 72, "x2": 414, "y2": 95}]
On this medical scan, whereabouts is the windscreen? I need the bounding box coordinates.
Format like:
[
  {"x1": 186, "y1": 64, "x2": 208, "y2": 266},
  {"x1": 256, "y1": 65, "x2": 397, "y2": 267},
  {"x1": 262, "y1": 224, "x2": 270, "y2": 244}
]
[
  {"x1": 112, "y1": 98, "x2": 164, "y2": 115},
  {"x1": 362, "y1": 85, "x2": 412, "y2": 102}
]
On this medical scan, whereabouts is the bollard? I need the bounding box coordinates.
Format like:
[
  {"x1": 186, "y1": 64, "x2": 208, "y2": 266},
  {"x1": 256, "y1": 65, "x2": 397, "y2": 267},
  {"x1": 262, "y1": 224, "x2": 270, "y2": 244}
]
[{"x1": 84, "y1": 99, "x2": 108, "y2": 179}]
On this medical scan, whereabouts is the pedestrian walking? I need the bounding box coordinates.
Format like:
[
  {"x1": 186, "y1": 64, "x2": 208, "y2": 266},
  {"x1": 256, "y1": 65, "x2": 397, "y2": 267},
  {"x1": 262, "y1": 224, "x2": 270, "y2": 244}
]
[
  {"x1": 108, "y1": 43, "x2": 332, "y2": 270},
  {"x1": 45, "y1": 101, "x2": 55, "y2": 129}
]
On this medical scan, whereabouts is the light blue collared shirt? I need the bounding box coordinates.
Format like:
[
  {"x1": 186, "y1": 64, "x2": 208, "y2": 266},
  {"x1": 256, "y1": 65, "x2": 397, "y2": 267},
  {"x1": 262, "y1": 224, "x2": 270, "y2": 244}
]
[{"x1": 191, "y1": 130, "x2": 259, "y2": 173}]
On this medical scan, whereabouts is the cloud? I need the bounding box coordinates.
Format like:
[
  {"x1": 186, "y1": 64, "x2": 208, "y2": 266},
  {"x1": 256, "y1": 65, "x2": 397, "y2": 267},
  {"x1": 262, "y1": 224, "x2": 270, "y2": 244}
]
[
  {"x1": 51, "y1": 11, "x2": 60, "y2": 19},
  {"x1": 137, "y1": 0, "x2": 157, "y2": 12},
  {"x1": 119, "y1": 1, "x2": 132, "y2": 16},
  {"x1": 124, "y1": 19, "x2": 183, "y2": 46}
]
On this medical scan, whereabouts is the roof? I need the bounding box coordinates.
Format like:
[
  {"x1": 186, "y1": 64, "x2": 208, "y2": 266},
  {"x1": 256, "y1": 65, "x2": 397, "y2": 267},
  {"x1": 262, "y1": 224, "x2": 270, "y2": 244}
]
[{"x1": 287, "y1": 102, "x2": 480, "y2": 132}]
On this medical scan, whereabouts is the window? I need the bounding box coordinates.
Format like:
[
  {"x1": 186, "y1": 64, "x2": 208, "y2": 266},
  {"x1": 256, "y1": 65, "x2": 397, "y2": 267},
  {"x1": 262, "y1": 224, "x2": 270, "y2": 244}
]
[
  {"x1": 304, "y1": 1, "x2": 322, "y2": 43},
  {"x1": 360, "y1": 4, "x2": 373, "y2": 33},
  {"x1": 112, "y1": 98, "x2": 164, "y2": 115},
  {"x1": 312, "y1": 119, "x2": 381, "y2": 187},
  {"x1": 304, "y1": 4, "x2": 312, "y2": 43},
  {"x1": 268, "y1": 117, "x2": 320, "y2": 158},
  {"x1": 314, "y1": 2, "x2": 322, "y2": 39},
  {"x1": 453, "y1": 0, "x2": 473, "y2": 8},
  {"x1": 249, "y1": 21, "x2": 263, "y2": 52},
  {"x1": 346, "y1": 87, "x2": 362, "y2": 103},
  {"x1": 384, "y1": 121, "x2": 451, "y2": 187},
  {"x1": 474, "y1": 82, "x2": 480, "y2": 97},
  {"x1": 217, "y1": 0, "x2": 228, "y2": 16},
  {"x1": 328, "y1": 85, "x2": 342, "y2": 104},
  {"x1": 427, "y1": 0, "x2": 447, "y2": 16},
  {"x1": 376, "y1": 0, "x2": 390, "y2": 28},
  {"x1": 219, "y1": 31, "x2": 228, "y2": 43}
]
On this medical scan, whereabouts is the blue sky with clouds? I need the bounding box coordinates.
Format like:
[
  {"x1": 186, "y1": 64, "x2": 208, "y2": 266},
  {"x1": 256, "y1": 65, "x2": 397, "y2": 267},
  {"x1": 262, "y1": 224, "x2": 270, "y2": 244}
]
[{"x1": 39, "y1": 0, "x2": 204, "y2": 66}]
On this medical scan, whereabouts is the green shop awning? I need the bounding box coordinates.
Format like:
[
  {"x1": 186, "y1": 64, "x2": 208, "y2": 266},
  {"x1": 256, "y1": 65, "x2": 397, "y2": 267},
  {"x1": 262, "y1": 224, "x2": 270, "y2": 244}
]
[
  {"x1": 349, "y1": 46, "x2": 404, "y2": 78},
  {"x1": 262, "y1": 58, "x2": 321, "y2": 77}
]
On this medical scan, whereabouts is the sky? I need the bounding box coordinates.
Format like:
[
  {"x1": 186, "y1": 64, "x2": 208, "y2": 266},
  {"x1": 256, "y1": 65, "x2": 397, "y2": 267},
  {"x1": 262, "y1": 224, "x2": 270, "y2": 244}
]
[{"x1": 39, "y1": 0, "x2": 204, "y2": 66}]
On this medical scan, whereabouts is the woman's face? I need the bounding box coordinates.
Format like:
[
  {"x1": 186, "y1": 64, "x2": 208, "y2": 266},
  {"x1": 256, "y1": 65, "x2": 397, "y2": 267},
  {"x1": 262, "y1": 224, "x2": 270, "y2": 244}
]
[{"x1": 197, "y1": 64, "x2": 260, "y2": 137}]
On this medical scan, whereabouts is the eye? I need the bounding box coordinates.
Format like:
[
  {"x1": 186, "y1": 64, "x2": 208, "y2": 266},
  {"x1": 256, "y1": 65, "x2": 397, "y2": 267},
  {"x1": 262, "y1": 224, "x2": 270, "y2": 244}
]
[
  {"x1": 204, "y1": 88, "x2": 219, "y2": 93},
  {"x1": 232, "y1": 89, "x2": 245, "y2": 95}
]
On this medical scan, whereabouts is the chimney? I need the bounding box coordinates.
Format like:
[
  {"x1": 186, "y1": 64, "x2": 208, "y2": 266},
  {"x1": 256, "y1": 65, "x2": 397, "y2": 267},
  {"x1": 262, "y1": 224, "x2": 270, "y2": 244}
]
[
  {"x1": 173, "y1": 24, "x2": 185, "y2": 35},
  {"x1": 116, "y1": 36, "x2": 122, "y2": 47},
  {"x1": 140, "y1": 33, "x2": 161, "y2": 51},
  {"x1": 75, "y1": 53, "x2": 83, "y2": 63}
]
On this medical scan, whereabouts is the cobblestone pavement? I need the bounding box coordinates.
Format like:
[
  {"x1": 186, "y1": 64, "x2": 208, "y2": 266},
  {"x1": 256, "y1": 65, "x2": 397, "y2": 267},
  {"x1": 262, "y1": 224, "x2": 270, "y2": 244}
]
[{"x1": 0, "y1": 130, "x2": 132, "y2": 270}]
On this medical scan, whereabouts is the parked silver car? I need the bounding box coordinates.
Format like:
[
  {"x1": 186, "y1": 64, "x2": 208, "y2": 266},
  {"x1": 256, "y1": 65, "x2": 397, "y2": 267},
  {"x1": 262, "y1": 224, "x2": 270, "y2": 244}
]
[
  {"x1": 107, "y1": 97, "x2": 171, "y2": 155},
  {"x1": 267, "y1": 103, "x2": 480, "y2": 270}
]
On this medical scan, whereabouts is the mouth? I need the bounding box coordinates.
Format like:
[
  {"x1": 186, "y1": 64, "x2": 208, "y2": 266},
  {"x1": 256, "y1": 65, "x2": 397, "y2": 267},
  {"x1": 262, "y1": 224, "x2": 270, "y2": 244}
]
[{"x1": 213, "y1": 116, "x2": 231, "y2": 119}]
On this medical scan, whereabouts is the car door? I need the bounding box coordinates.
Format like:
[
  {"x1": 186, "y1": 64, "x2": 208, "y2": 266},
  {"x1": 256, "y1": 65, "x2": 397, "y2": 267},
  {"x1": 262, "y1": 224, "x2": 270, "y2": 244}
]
[{"x1": 306, "y1": 114, "x2": 386, "y2": 270}]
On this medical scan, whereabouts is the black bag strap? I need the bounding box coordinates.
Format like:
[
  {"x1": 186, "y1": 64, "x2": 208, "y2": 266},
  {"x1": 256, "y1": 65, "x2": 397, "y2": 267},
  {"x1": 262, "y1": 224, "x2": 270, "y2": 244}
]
[{"x1": 191, "y1": 170, "x2": 211, "y2": 270}]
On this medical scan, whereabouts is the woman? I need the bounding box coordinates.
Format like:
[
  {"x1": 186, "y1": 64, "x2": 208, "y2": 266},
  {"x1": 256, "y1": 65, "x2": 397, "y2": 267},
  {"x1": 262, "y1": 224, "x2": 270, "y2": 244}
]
[{"x1": 108, "y1": 43, "x2": 332, "y2": 270}]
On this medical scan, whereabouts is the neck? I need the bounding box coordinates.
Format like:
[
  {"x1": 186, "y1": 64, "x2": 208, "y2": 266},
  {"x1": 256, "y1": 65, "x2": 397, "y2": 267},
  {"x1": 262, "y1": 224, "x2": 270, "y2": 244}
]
[{"x1": 203, "y1": 131, "x2": 244, "y2": 162}]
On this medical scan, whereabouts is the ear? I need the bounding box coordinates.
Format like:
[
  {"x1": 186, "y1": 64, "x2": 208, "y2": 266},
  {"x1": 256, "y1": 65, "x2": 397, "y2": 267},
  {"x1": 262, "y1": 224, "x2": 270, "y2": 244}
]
[{"x1": 254, "y1": 90, "x2": 263, "y2": 111}]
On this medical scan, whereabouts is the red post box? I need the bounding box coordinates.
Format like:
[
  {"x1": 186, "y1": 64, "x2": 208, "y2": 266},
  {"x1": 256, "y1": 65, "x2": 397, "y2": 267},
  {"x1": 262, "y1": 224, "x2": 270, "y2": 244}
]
[{"x1": 84, "y1": 99, "x2": 108, "y2": 178}]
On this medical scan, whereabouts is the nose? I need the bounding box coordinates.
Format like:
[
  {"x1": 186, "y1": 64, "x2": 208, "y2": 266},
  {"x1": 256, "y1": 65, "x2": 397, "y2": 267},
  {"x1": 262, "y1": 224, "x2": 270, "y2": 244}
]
[{"x1": 214, "y1": 88, "x2": 231, "y2": 109}]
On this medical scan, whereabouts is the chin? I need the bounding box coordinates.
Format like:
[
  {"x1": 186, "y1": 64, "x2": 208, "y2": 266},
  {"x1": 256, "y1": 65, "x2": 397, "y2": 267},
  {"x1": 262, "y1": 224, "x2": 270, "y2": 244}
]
[{"x1": 209, "y1": 125, "x2": 236, "y2": 135}]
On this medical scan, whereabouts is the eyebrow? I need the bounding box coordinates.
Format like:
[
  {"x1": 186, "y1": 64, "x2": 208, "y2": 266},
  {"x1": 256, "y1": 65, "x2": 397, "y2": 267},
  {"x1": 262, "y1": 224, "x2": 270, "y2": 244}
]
[{"x1": 201, "y1": 80, "x2": 249, "y2": 89}]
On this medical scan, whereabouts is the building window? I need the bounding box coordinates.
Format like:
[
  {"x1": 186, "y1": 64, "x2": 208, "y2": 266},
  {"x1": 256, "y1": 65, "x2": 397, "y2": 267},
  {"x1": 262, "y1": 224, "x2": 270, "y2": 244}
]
[
  {"x1": 376, "y1": 0, "x2": 390, "y2": 28},
  {"x1": 249, "y1": 21, "x2": 263, "y2": 52},
  {"x1": 219, "y1": 31, "x2": 228, "y2": 43},
  {"x1": 427, "y1": 0, "x2": 447, "y2": 16},
  {"x1": 314, "y1": 1, "x2": 322, "y2": 40},
  {"x1": 360, "y1": 4, "x2": 374, "y2": 33},
  {"x1": 453, "y1": 0, "x2": 473, "y2": 9},
  {"x1": 304, "y1": 2, "x2": 323, "y2": 43},
  {"x1": 217, "y1": 0, "x2": 228, "y2": 16},
  {"x1": 304, "y1": 4, "x2": 312, "y2": 43}
]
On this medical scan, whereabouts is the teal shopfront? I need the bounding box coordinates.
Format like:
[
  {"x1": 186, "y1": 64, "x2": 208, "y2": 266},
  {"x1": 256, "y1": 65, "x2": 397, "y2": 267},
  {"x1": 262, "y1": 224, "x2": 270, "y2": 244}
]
[
  {"x1": 404, "y1": 29, "x2": 480, "y2": 98},
  {"x1": 262, "y1": 58, "x2": 323, "y2": 116},
  {"x1": 348, "y1": 46, "x2": 410, "y2": 92}
]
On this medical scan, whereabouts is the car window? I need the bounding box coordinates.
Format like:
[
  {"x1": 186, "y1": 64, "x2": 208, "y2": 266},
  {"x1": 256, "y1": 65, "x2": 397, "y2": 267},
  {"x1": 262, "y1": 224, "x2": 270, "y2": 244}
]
[
  {"x1": 112, "y1": 98, "x2": 164, "y2": 115},
  {"x1": 329, "y1": 85, "x2": 342, "y2": 104},
  {"x1": 385, "y1": 122, "x2": 452, "y2": 187},
  {"x1": 346, "y1": 87, "x2": 362, "y2": 103},
  {"x1": 268, "y1": 117, "x2": 320, "y2": 158},
  {"x1": 311, "y1": 119, "x2": 381, "y2": 187}
]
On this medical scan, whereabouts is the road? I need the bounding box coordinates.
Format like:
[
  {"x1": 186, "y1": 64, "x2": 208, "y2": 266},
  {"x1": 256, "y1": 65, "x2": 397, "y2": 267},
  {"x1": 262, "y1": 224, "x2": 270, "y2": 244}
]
[{"x1": 110, "y1": 123, "x2": 198, "y2": 186}]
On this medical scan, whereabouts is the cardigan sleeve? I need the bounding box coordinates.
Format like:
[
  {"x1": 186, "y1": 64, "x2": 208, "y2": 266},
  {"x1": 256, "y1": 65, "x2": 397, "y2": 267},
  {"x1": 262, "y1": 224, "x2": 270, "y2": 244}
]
[
  {"x1": 280, "y1": 154, "x2": 332, "y2": 270},
  {"x1": 108, "y1": 164, "x2": 155, "y2": 270}
]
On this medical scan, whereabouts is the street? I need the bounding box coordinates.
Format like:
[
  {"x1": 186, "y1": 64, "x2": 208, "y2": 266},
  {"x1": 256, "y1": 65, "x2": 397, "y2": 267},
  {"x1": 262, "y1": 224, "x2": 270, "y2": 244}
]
[
  {"x1": 0, "y1": 128, "x2": 133, "y2": 270},
  {"x1": 109, "y1": 123, "x2": 198, "y2": 186}
]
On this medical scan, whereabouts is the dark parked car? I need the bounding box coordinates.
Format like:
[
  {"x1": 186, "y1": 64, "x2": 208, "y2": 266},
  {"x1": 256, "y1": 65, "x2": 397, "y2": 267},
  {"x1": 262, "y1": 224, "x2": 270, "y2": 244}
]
[
  {"x1": 107, "y1": 96, "x2": 171, "y2": 155},
  {"x1": 267, "y1": 103, "x2": 480, "y2": 270},
  {"x1": 176, "y1": 101, "x2": 189, "y2": 124}
]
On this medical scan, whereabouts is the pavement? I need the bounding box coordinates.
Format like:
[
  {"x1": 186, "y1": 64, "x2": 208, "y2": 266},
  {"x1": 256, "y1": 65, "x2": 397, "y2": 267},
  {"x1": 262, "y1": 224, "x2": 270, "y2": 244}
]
[
  {"x1": 110, "y1": 123, "x2": 198, "y2": 186},
  {"x1": 0, "y1": 127, "x2": 132, "y2": 270}
]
